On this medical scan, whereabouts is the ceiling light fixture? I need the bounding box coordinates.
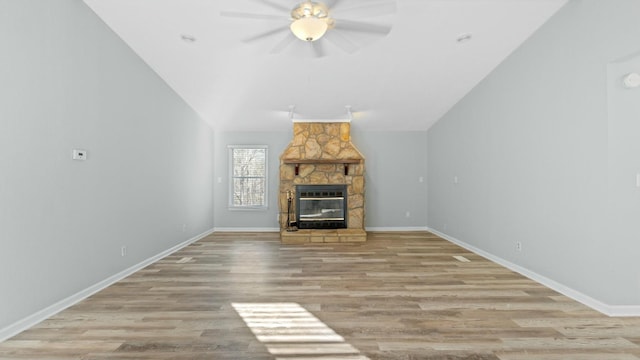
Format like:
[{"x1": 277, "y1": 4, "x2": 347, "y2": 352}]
[
  {"x1": 456, "y1": 33, "x2": 472, "y2": 43},
  {"x1": 181, "y1": 34, "x2": 196, "y2": 43},
  {"x1": 290, "y1": 1, "x2": 333, "y2": 42}
]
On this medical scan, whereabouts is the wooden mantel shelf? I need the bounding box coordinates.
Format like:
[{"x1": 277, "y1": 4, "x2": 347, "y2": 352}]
[
  {"x1": 282, "y1": 159, "x2": 361, "y2": 164},
  {"x1": 283, "y1": 159, "x2": 361, "y2": 175}
]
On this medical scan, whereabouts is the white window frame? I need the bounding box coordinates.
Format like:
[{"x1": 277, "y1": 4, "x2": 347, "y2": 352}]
[{"x1": 228, "y1": 145, "x2": 268, "y2": 210}]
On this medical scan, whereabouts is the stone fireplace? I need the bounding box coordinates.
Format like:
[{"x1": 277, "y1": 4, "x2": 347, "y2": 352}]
[{"x1": 279, "y1": 121, "x2": 366, "y2": 243}]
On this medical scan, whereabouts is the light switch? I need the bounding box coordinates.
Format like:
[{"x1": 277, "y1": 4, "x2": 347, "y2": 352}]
[{"x1": 72, "y1": 149, "x2": 87, "y2": 161}]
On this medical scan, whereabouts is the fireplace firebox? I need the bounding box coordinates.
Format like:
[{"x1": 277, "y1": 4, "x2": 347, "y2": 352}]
[{"x1": 296, "y1": 185, "x2": 347, "y2": 229}]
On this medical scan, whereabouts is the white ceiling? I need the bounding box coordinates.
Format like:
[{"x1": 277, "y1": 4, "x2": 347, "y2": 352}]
[{"x1": 83, "y1": 0, "x2": 567, "y2": 132}]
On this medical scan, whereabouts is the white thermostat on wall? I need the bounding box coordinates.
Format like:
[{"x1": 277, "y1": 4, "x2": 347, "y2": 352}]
[{"x1": 72, "y1": 149, "x2": 88, "y2": 161}]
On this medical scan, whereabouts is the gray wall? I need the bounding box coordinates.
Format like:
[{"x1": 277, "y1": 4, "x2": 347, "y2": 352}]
[
  {"x1": 0, "y1": 0, "x2": 214, "y2": 331},
  {"x1": 213, "y1": 128, "x2": 428, "y2": 230},
  {"x1": 428, "y1": 0, "x2": 640, "y2": 306},
  {"x1": 353, "y1": 128, "x2": 428, "y2": 229}
]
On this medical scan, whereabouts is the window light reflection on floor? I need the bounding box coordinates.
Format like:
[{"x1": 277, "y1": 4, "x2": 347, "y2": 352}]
[{"x1": 232, "y1": 302, "x2": 370, "y2": 359}]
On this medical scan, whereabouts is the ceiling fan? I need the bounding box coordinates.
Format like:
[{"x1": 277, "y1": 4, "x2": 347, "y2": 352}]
[{"x1": 221, "y1": 0, "x2": 396, "y2": 57}]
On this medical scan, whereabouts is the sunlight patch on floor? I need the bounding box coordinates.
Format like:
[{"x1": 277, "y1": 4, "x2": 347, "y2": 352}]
[{"x1": 232, "y1": 302, "x2": 370, "y2": 359}]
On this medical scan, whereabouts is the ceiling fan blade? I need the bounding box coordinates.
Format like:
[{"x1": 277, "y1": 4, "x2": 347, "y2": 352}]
[
  {"x1": 333, "y1": 19, "x2": 392, "y2": 35},
  {"x1": 249, "y1": 0, "x2": 291, "y2": 12},
  {"x1": 220, "y1": 10, "x2": 285, "y2": 21},
  {"x1": 270, "y1": 34, "x2": 296, "y2": 54},
  {"x1": 331, "y1": 1, "x2": 397, "y2": 19},
  {"x1": 323, "y1": 31, "x2": 358, "y2": 54},
  {"x1": 311, "y1": 40, "x2": 326, "y2": 58},
  {"x1": 243, "y1": 26, "x2": 290, "y2": 43}
]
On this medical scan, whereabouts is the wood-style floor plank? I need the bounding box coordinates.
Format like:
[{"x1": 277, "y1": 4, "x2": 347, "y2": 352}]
[{"x1": 1, "y1": 231, "x2": 640, "y2": 359}]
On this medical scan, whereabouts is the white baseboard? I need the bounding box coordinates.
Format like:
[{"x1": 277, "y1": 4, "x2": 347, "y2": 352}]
[
  {"x1": 366, "y1": 227, "x2": 430, "y2": 232},
  {"x1": 0, "y1": 228, "x2": 214, "y2": 343},
  {"x1": 213, "y1": 227, "x2": 280, "y2": 232},
  {"x1": 428, "y1": 228, "x2": 640, "y2": 317},
  {"x1": 212, "y1": 227, "x2": 430, "y2": 233}
]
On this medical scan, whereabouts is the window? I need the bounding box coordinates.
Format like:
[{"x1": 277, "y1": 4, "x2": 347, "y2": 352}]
[{"x1": 228, "y1": 145, "x2": 267, "y2": 209}]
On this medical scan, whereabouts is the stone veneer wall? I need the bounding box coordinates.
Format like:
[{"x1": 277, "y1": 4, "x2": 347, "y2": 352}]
[{"x1": 279, "y1": 122, "x2": 365, "y2": 231}]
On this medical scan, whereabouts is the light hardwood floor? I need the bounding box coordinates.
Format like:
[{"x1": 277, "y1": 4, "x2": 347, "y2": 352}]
[{"x1": 1, "y1": 231, "x2": 640, "y2": 359}]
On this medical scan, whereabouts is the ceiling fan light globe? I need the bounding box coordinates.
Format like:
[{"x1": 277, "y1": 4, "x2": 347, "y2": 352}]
[{"x1": 290, "y1": 17, "x2": 328, "y2": 42}]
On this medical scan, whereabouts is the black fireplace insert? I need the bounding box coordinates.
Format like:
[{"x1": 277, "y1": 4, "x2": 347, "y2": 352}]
[{"x1": 295, "y1": 185, "x2": 347, "y2": 229}]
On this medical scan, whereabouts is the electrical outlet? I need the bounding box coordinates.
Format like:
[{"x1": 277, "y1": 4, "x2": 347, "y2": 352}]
[
  {"x1": 72, "y1": 149, "x2": 87, "y2": 161},
  {"x1": 516, "y1": 241, "x2": 522, "y2": 252},
  {"x1": 121, "y1": 246, "x2": 127, "y2": 257},
  {"x1": 182, "y1": 224, "x2": 187, "y2": 232},
  {"x1": 405, "y1": 211, "x2": 411, "y2": 218}
]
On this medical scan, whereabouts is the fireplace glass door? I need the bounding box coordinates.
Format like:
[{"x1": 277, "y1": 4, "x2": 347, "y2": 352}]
[{"x1": 296, "y1": 185, "x2": 347, "y2": 229}]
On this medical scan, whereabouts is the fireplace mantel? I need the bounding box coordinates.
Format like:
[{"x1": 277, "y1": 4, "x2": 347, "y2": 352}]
[
  {"x1": 283, "y1": 158, "x2": 361, "y2": 175},
  {"x1": 282, "y1": 159, "x2": 361, "y2": 164}
]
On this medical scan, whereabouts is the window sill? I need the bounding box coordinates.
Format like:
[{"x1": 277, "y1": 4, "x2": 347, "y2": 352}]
[{"x1": 228, "y1": 206, "x2": 268, "y2": 212}]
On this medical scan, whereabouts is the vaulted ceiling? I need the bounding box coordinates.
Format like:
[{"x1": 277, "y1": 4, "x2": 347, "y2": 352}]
[{"x1": 83, "y1": 0, "x2": 567, "y2": 131}]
